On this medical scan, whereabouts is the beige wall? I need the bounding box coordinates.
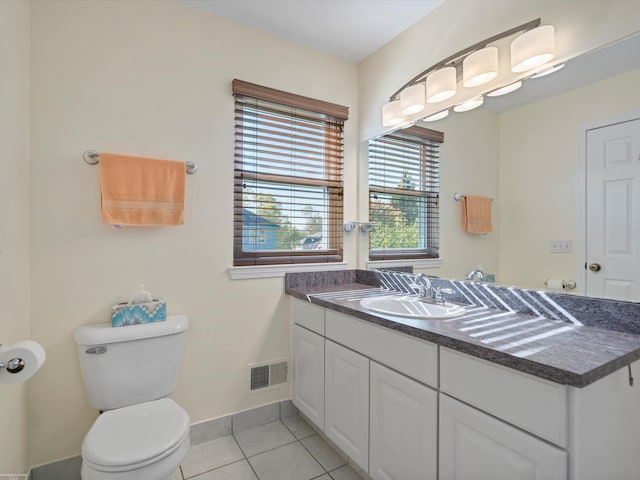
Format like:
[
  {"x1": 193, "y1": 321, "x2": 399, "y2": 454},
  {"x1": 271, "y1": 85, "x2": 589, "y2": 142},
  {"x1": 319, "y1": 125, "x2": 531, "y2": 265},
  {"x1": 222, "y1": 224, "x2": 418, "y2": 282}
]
[
  {"x1": 499, "y1": 68, "x2": 640, "y2": 290},
  {"x1": 0, "y1": 0, "x2": 31, "y2": 474},
  {"x1": 29, "y1": 0, "x2": 357, "y2": 467},
  {"x1": 427, "y1": 107, "x2": 500, "y2": 280}
]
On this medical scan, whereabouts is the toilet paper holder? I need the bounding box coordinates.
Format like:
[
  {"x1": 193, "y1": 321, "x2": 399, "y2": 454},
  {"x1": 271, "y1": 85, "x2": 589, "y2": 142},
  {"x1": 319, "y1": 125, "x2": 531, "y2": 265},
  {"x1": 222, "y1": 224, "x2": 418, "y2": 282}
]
[
  {"x1": 0, "y1": 342, "x2": 27, "y2": 374},
  {"x1": 0, "y1": 340, "x2": 46, "y2": 385},
  {"x1": 544, "y1": 279, "x2": 577, "y2": 290},
  {"x1": 0, "y1": 355, "x2": 25, "y2": 374}
]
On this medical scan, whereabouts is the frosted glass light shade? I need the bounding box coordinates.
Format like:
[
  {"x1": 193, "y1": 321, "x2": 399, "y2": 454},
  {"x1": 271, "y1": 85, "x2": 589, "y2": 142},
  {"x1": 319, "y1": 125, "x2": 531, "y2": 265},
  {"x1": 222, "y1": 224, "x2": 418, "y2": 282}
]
[
  {"x1": 426, "y1": 67, "x2": 456, "y2": 103},
  {"x1": 382, "y1": 100, "x2": 404, "y2": 127},
  {"x1": 463, "y1": 47, "x2": 498, "y2": 87},
  {"x1": 487, "y1": 81, "x2": 522, "y2": 97},
  {"x1": 423, "y1": 109, "x2": 449, "y2": 122},
  {"x1": 453, "y1": 96, "x2": 484, "y2": 112},
  {"x1": 400, "y1": 84, "x2": 426, "y2": 115},
  {"x1": 511, "y1": 25, "x2": 555, "y2": 73}
]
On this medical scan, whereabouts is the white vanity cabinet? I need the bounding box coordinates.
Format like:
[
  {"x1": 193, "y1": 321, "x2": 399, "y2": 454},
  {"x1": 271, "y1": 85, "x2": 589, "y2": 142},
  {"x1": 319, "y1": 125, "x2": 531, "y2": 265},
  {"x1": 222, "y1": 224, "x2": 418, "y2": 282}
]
[
  {"x1": 439, "y1": 395, "x2": 567, "y2": 480},
  {"x1": 325, "y1": 339, "x2": 370, "y2": 471},
  {"x1": 290, "y1": 297, "x2": 639, "y2": 480},
  {"x1": 292, "y1": 299, "x2": 439, "y2": 478},
  {"x1": 370, "y1": 362, "x2": 438, "y2": 480},
  {"x1": 291, "y1": 324, "x2": 325, "y2": 429}
]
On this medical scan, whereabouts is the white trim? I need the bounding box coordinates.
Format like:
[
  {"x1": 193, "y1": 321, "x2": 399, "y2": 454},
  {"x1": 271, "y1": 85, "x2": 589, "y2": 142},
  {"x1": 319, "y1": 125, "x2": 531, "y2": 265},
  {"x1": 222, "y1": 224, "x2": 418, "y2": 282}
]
[
  {"x1": 576, "y1": 124, "x2": 587, "y2": 296},
  {"x1": 229, "y1": 262, "x2": 349, "y2": 280},
  {"x1": 577, "y1": 110, "x2": 640, "y2": 297},
  {"x1": 366, "y1": 258, "x2": 443, "y2": 270}
]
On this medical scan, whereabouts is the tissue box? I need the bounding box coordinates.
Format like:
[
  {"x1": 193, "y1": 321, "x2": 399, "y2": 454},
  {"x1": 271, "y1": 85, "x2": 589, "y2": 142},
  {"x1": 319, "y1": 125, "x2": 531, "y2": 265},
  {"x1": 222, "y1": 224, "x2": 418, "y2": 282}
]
[{"x1": 111, "y1": 300, "x2": 166, "y2": 327}]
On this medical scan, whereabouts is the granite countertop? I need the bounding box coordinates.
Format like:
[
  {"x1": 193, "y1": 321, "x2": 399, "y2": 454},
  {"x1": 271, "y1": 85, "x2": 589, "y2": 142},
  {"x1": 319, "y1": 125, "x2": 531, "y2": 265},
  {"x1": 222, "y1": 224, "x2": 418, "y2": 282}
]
[{"x1": 285, "y1": 273, "x2": 640, "y2": 388}]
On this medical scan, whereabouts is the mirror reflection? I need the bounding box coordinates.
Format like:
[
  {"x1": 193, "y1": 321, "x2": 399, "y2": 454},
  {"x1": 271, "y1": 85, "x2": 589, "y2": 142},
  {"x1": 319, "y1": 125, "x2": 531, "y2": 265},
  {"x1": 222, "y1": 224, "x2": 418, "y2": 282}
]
[{"x1": 378, "y1": 33, "x2": 640, "y2": 300}]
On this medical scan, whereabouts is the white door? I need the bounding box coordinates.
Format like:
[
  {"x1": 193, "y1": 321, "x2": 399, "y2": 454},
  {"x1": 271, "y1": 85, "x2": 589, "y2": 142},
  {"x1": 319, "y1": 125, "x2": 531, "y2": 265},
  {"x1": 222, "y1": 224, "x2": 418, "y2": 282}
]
[
  {"x1": 369, "y1": 362, "x2": 437, "y2": 480},
  {"x1": 325, "y1": 339, "x2": 369, "y2": 472},
  {"x1": 292, "y1": 324, "x2": 325, "y2": 429},
  {"x1": 586, "y1": 118, "x2": 640, "y2": 300},
  {"x1": 439, "y1": 395, "x2": 567, "y2": 480}
]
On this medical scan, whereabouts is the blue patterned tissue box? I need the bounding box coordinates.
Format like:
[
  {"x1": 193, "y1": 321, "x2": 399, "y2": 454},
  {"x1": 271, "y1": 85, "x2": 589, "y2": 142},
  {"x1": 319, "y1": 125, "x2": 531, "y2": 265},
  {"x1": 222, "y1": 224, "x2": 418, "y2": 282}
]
[{"x1": 111, "y1": 300, "x2": 166, "y2": 327}]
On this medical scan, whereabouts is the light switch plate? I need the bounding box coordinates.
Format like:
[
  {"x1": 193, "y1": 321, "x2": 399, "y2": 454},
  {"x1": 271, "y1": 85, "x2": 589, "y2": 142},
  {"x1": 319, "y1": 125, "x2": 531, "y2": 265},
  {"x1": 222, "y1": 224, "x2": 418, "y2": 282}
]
[{"x1": 550, "y1": 240, "x2": 572, "y2": 253}]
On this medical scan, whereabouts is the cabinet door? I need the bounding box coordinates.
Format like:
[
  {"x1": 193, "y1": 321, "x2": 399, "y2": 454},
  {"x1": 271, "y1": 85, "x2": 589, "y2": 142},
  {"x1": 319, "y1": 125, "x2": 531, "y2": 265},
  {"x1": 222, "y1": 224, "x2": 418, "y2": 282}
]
[
  {"x1": 325, "y1": 340, "x2": 369, "y2": 472},
  {"x1": 439, "y1": 395, "x2": 567, "y2": 480},
  {"x1": 370, "y1": 362, "x2": 437, "y2": 480},
  {"x1": 292, "y1": 325, "x2": 324, "y2": 429}
]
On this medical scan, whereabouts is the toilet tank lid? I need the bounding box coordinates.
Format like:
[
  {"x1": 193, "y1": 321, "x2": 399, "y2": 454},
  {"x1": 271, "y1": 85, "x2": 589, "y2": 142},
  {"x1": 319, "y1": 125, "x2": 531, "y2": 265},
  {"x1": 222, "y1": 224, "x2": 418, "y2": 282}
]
[{"x1": 74, "y1": 315, "x2": 188, "y2": 346}]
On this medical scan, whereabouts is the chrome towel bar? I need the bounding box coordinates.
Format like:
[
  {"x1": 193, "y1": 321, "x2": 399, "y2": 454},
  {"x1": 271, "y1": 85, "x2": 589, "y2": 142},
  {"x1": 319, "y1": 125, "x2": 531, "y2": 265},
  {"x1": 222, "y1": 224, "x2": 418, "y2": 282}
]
[
  {"x1": 453, "y1": 192, "x2": 493, "y2": 201},
  {"x1": 83, "y1": 150, "x2": 198, "y2": 174}
]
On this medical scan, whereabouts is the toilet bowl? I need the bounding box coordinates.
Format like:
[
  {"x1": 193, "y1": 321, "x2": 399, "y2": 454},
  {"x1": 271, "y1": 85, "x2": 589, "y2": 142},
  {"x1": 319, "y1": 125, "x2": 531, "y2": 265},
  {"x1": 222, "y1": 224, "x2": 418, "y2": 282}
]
[{"x1": 81, "y1": 398, "x2": 190, "y2": 480}]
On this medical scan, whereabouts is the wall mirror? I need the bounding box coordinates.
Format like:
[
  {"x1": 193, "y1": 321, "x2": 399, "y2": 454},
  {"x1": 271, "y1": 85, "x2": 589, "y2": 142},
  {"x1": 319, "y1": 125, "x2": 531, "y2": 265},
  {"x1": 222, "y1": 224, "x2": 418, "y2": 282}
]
[{"x1": 373, "y1": 32, "x2": 640, "y2": 301}]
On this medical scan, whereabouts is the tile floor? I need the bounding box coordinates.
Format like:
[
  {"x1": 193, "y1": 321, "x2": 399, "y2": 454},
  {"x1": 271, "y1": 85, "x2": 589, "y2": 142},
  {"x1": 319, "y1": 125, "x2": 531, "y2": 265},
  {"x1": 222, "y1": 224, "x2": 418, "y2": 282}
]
[{"x1": 170, "y1": 415, "x2": 366, "y2": 480}]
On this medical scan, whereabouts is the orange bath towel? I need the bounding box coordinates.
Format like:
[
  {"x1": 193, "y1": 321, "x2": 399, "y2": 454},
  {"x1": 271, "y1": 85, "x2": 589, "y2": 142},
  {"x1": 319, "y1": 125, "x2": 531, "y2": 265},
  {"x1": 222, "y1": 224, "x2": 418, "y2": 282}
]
[
  {"x1": 463, "y1": 195, "x2": 492, "y2": 234},
  {"x1": 99, "y1": 153, "x2": 185, "y2": 226}
]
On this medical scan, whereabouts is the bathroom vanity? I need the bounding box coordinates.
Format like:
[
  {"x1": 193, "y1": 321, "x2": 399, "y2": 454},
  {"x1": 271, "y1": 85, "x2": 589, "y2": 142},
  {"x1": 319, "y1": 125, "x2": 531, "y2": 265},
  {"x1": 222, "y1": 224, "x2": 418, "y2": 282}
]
[{"x1": 286, "y1": 271, "x2": 640, "y2": 480}]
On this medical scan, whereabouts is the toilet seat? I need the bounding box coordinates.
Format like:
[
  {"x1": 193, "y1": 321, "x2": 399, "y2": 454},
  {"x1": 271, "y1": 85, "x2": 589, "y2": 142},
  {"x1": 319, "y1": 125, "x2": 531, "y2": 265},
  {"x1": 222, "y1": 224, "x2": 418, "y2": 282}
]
[{"x1": 82, "y1": 398, "x2": 190, "y2": 473}]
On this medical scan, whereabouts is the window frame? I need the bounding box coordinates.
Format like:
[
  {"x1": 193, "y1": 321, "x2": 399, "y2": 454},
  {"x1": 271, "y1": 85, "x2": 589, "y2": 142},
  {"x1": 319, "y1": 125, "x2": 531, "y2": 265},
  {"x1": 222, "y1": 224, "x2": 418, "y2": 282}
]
[
  {"x1": 368, "y1": 125, "x2": 444, "y2": 262},
  {"x1": 232, "y1": 80, "x2": 348, "y2": 267}
]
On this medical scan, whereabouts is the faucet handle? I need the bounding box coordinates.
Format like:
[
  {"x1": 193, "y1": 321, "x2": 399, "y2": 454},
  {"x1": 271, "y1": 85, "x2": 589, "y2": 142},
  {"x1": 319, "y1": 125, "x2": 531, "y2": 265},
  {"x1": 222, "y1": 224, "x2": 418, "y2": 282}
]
[{"x1": 434, "y1": 287, "x2": 454, "y2": 304}]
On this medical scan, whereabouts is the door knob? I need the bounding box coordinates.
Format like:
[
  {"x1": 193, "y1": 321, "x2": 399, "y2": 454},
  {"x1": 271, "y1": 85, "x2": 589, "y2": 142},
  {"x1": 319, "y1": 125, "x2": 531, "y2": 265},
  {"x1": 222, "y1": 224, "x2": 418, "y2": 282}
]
[{"x1": 589, "y1": 263, "x2": 602, "y2": 272}]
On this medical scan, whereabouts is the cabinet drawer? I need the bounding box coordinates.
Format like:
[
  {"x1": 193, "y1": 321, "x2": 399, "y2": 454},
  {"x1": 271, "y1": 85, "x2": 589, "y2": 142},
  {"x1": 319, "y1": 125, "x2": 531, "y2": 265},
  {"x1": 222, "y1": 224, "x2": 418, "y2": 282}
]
[
  {"x1": 440, "y1": 347, "x2": 568, "y2": 447},
  {"x1": 292, "y1": 298, "x2": 325, "y2": 335},
  {"x1": 326, "y1": 310, "x2": 438, "y2": 387}
]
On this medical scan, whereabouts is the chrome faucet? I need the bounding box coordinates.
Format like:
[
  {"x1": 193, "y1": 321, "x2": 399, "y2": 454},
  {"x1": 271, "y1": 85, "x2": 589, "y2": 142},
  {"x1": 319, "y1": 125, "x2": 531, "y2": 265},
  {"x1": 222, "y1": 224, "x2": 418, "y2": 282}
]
[
  {"x1": 466, "y1": 268, "x2": 485, "y2": 283},
  {"x1": 415, "y1": 273, "x2": 432, "y2": 299},
  {"x1": 415, "y1": 274, "x2": 453, "y2": 305}
]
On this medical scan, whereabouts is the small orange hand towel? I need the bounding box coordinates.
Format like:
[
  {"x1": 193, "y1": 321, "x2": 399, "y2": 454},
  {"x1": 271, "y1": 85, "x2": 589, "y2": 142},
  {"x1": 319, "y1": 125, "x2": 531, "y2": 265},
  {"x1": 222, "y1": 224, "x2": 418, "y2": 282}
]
[
  {"x1": 99, "y1": 153, "x2": 185, "y2": 226},
  {"x1": 463, "y1": 195, "x2": 492, "y2": 234}
]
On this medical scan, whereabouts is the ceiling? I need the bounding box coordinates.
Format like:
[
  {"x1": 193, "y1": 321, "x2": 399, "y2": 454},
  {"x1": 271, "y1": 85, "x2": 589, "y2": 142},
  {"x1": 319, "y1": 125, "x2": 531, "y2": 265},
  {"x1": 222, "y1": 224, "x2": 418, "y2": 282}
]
[
  {"x1": 180, "y1": 1, "x2": 640, "y2": 113},
  {"x1": 180, "y1": 0, "x2": 445, "y2": 62}
]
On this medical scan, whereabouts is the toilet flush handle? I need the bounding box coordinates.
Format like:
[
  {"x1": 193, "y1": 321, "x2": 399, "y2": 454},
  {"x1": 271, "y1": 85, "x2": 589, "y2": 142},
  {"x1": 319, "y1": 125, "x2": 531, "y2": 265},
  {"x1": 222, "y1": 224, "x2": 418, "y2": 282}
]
[{"x1": 86, "y1": 346, "x2": 107, "y2": 354}]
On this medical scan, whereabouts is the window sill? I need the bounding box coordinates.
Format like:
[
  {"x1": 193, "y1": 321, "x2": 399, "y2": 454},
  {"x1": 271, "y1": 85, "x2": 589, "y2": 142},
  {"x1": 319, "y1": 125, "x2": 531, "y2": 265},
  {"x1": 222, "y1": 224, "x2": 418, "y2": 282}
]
[
  {"x1": 367, "y1": 258, "x2": 443, "y2": 270},
  {"x1": 229, "y1": 262, "x2": 349, "y2": 280}
]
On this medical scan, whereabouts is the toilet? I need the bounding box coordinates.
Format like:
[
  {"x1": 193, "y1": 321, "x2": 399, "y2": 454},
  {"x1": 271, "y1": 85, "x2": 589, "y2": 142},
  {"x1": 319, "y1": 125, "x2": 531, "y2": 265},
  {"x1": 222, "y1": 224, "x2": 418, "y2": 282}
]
[{"x1": 75, "y1": 315, "x2": 190, "y2": 480}]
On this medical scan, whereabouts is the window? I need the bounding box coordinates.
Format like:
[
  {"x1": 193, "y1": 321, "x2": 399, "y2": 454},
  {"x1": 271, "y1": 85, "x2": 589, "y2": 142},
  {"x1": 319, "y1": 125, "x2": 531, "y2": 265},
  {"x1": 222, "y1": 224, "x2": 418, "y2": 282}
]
[
  {"x1": 368, "y1": 126, "x2": 444, "y2": 261},
  {"x1": 233, "y1": 80, "x2": 348, "y2": 266}
]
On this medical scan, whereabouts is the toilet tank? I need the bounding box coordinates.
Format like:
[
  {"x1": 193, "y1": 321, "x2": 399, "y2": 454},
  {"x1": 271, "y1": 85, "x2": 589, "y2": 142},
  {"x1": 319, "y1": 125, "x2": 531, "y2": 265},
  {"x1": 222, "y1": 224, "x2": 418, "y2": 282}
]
[{"x1": 75, "y1": 315, "x2": 188, "y2": 410}]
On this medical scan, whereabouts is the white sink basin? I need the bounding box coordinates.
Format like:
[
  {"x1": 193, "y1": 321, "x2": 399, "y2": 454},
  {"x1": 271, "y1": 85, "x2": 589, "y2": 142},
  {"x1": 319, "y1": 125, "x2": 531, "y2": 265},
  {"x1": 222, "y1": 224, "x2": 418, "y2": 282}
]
[{"x1": 360, "y1": 295, "x2": 466, "y2": 320}]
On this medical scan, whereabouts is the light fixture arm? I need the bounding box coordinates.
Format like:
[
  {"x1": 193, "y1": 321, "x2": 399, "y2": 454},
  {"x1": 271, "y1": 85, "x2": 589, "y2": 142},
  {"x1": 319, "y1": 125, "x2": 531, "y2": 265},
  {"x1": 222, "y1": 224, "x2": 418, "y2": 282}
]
[{"x1": 388, "y1": 18, "x2": 541, "y2": 101}]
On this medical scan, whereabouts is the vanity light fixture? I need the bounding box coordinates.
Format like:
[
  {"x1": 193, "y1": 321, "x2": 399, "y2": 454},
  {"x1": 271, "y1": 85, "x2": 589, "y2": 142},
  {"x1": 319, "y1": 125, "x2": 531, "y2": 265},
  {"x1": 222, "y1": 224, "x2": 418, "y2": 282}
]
[
  {"x1": 463, "y1": 47, "x2": 498, "y2": 87},
  {"x1": 486, "y1": 80, "x2": 522, "y2": 97},
  {"x1": 511, "y1": 25, "x2": 555, "y2": 73},
  {"x1": 453, "y1": 96, "x2": 484, "y2": 112},
  {"x1": 382, "y1": 18, "x2": 560, "y2": 128},
  {"x1": 426, "y1": 67, "x2": 457, "y2": 103},
  {"x1": 422, "y1": 109, "x2": 449, "y2": 122},
  {"x1": 400, "y1": 83, "x2": 426, "y2": 115}
]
